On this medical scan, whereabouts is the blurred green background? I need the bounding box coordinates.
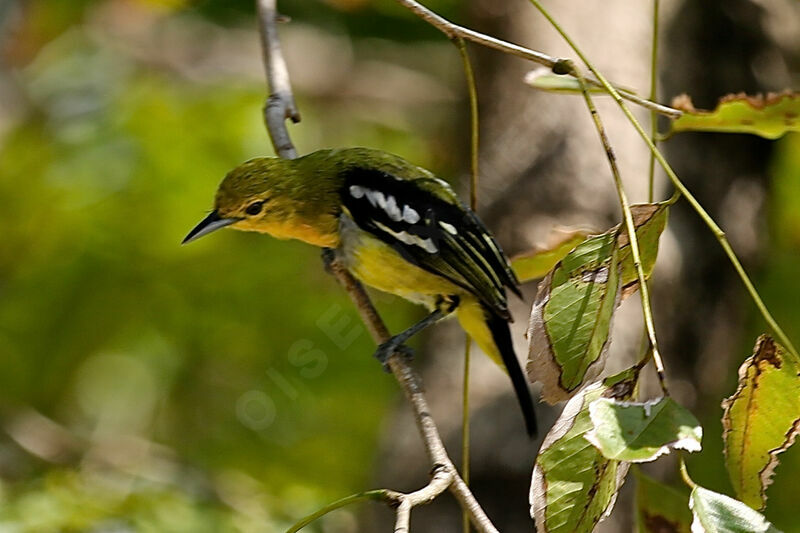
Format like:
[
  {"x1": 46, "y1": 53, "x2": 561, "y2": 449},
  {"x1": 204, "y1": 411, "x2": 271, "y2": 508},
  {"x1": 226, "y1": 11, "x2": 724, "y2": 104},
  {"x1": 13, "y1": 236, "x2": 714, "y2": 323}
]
[
  {"x1": 0, "y1": 0, "x2": 468, "y2": 530},
  {"x1": 1, "y1": 0, "x2": 800, "y2": 531}
]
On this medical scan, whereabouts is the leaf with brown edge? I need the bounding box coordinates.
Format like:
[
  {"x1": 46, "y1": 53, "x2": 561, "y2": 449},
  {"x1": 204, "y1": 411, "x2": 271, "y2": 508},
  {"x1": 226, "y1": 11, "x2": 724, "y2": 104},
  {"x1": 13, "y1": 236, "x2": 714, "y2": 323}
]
[
  {"x1": 721, "y1": 335, "x2": 800, "y2": 510},
  {"x1": 669, "y1": 91, "x2": 800, "y2": 139},
  {"x1": 527, "y1": 238, "x2": 621, "y2": 404},
  {"x1": 526, "y1": 203, "x2": 667, "y2": 404},
  {"x1": 530, "y1": 368, "x2": 638, "y2": 533}
]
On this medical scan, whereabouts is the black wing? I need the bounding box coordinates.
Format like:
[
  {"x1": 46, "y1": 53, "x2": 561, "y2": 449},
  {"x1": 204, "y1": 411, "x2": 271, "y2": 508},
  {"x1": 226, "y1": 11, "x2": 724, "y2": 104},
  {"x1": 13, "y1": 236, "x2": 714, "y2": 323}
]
[{"x1": 340, "y1": 167, "x2": 520, "y2": 319}]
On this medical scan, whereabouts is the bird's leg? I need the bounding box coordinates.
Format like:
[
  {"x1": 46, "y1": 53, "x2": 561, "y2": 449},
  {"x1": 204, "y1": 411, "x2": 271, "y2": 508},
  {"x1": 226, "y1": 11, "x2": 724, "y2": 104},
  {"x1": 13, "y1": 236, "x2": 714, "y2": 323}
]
[
  {"x1": 374, "y1": 296, "x2": 460, "y2": 371},
  {"x1": 321, "y1": 247, "x2": 338, "y2": 273}
]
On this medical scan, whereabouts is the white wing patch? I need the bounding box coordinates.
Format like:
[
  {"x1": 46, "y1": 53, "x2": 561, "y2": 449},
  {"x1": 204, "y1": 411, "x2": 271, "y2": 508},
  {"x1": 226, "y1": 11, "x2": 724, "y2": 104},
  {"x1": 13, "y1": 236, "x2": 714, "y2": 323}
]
[
  {"x1": 351, "y1": 184, "x2": 424, "y2": 226},
  {"x1": 483, "y1": 234, "x2": 502, "y2": 256},
  {"x1": 350, "y1": 185, "x2": 437, "y2": 246},
  {"x1": 366, "y1": 190, "x2": 384, "y2": 208},
  {"x1": 349, "y1": 185, "x2": 366, "y2": 199},
  {"x1": 384, "y1": 195, "x2": 402, "y2": 221},
  {"x1": 374, "y1": 221, "x2": 438, "y2": 254},
  {"x1": 402, "y1": 205, "x2": 420, "y2": 224},
  {"x1": 439, "y1": 221, "x2": 458, "y2": 235}
]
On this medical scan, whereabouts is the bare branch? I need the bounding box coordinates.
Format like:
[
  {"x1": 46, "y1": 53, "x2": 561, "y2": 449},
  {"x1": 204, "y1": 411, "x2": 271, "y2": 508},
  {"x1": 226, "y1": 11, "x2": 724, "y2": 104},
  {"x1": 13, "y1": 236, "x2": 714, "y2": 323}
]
[
  {"x1": 256, "y1": 0, "x2": 300, "y2": 158},
  {"x1": 393, "y1": 466, "x2": 453, "y2": 533},
  {"x1": 324, "y1": 254, "x2": 500, "y2": 533},
  {"x1": 394, "y1": 0, "x2": 682, "y2": 119},
  {"x1": 255, "y1": 3, "x2": 499, "y2": 531}
]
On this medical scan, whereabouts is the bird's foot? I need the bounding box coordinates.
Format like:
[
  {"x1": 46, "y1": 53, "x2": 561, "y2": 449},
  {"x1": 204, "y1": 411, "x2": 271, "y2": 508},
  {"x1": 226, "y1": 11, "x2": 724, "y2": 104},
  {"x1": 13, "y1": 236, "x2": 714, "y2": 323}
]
[{"x1": 373, "y1": 340, "x2": 414, "y2": 373}]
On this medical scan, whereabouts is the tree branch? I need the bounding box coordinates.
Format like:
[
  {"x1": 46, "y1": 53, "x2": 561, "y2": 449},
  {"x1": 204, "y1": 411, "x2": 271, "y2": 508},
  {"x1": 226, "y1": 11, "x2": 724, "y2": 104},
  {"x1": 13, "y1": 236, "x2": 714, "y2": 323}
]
[
  {"x1": 394, "y1": 0, "x2": 682, "y2": 119},
  {"x1": 256, "y1": 0, "x2": 300, "y2": 159},
  {"x1": 392, "y1": 466, "x2": 453, "y2": 533},
  {"x1": 323, "y1": 255, "x2": 499, "y2": 533},
  {"x1": 255, "y1": 2, "x2": 499, "y2": 531}
]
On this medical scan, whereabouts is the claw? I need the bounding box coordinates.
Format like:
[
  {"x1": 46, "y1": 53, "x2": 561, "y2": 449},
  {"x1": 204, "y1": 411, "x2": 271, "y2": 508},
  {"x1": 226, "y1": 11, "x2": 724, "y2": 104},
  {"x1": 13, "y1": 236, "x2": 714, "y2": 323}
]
[{"x1": 373, "y1": 341, "x2": 414, "y2": 372}]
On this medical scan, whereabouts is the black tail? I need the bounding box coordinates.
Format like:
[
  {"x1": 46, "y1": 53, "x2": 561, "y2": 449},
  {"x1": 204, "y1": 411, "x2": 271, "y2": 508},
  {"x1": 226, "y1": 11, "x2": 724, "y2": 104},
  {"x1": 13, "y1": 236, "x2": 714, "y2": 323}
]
[{"x1": 485, "y1": 308, "x2": 537, "y2": 438}]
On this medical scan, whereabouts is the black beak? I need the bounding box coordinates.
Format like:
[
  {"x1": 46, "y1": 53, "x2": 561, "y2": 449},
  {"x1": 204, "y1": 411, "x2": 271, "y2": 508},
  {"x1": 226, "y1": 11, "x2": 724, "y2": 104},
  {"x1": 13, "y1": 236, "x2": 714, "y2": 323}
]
[{"x1": 182, "y1": 211, "x2": 239, "y2": 244}]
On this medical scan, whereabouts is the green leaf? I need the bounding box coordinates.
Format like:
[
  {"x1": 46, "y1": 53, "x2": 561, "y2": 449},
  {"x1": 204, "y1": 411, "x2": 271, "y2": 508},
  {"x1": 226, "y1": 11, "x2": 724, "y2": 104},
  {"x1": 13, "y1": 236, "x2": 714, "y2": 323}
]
[
  {"x1": 527, "y1": 239, "x2": 621, "y2": 403},
  {"x1": 527, "y1": 204, "x2": 668, "y2": 403},
  {"x1": 511, "y1": 230, "x2": 591, "y2": 283},
  {"x1": 721, "y1": 335, "x2": 800, "y2": 510},
  {"x1": 669, "y1": 92, "x2": 800, "y2": 139},
  {"x1": 585, "y1": 397, "x2": 702, "y2": 462},
  {"x1": 634, "y1": 471, "x2": 692, "y2": 533},
  {"x1": 617, "y1": 203, "x2": 669, "y2": 297},
  {"x1": 523, "y1": 68, "x2": 636, "y2": 96},
  {"x1": 689, "y1": 487, "x2": 781, "y2": 533},
  {"x1": 524, "y1": 68, "x2": 605, "y2": 94},
  {"x1": 531, "y1": 369, "x2": 638, "y2": 533}
]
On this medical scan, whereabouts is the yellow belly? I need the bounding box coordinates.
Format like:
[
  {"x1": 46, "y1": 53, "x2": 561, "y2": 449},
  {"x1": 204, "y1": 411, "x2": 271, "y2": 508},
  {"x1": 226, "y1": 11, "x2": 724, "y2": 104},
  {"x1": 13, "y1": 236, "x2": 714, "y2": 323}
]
[
  {"x1": 338, "y1": 224, "x2": 505, "y2": 368},
  {"x1": 341, "y1": 228, "x2": 463, "y2": 307}
]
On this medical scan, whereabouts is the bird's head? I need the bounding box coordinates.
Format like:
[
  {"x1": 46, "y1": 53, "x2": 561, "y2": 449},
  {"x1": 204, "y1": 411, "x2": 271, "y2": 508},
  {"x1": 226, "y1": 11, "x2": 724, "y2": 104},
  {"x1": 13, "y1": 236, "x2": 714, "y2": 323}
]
[{"x1": 183, "y1": 157, "x2": 341, "y2": 247}]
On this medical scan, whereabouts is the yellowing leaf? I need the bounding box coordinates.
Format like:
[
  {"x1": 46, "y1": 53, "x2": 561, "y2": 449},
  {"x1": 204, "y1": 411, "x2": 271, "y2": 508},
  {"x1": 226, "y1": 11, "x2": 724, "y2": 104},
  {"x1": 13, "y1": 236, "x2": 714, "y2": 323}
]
[
  {"x1": 721, "y1": 335, "x2": 800, "y2": 510},
  {"x1": 531, "y1": 369, "x2": 638, "y2": 533},
  {"x1": 511, "y1": 230, "x2": 591, "y2": 283},
  {"x1": 670, "y1": 92, "x2": 800, "y2": 139}
]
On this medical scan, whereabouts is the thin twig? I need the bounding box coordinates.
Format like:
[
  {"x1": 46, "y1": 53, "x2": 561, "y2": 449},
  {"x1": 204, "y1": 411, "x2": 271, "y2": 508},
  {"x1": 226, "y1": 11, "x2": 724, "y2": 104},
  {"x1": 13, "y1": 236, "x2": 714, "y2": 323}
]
[
  {"x1": 256, "y1": 0, "x2": 300, "y2": 159},
  {"x1": 285, "y1": 490, "x2": 397, "y2": 533},
  {"x1": 647, "y1": 0, "x2": 661, "y2": 202},
  {"x1": 394, "y1": 0, "x2": 682, "y2": 119},
  {"x1": 566, "y1": 60, "x2": 669, "y2": 395},
  {"x1": 455, "y1": 37, "x2": 478, "y2": 533},
  {"x1": 678, "y1": 455, "x2": 698, "y2": 490},
  {"x1": 460, "y1": 338, "x2": 471, "y2": 533}
]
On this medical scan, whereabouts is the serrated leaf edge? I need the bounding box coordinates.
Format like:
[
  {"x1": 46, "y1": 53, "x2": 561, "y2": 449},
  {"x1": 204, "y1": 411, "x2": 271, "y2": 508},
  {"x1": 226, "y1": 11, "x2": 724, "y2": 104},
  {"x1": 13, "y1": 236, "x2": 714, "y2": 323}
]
[
  {"x1": 721, "y1": 335, "x2": 800, "y2": 510},
  {"x1": 531, "y1": 382, "x2": 631, "y2": 532}
]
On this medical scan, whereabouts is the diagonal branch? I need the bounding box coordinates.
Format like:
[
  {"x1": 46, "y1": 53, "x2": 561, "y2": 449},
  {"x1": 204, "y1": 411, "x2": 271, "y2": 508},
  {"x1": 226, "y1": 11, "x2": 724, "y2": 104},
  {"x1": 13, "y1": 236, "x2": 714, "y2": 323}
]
[
  {"x1": 323, "y1": 255, "x2": 499, "y2": 533},
  {"x1": 566, "y1": 59, "x2": 669, "y2": 395},
  {"x1": 255, "y1": 1, "x2": 499, "y2": 531},
  {"x1": 394, "y1": 0, "x2": 682, "y2": 119}
]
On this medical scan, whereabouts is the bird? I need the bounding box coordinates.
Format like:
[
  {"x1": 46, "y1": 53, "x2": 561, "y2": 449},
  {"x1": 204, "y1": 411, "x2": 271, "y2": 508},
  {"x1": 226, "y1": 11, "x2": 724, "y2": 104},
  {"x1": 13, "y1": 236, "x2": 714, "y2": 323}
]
[{"x1": 183, "y1": 147, "x2": 537, "y2": 436}]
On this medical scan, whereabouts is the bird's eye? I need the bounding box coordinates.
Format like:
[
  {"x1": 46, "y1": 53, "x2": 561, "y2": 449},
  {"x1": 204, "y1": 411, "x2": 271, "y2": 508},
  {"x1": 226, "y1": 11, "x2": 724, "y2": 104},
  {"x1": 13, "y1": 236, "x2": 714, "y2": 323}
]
[{"x1": 245, "y1": 201, "x2": 265, "y2": 216}]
